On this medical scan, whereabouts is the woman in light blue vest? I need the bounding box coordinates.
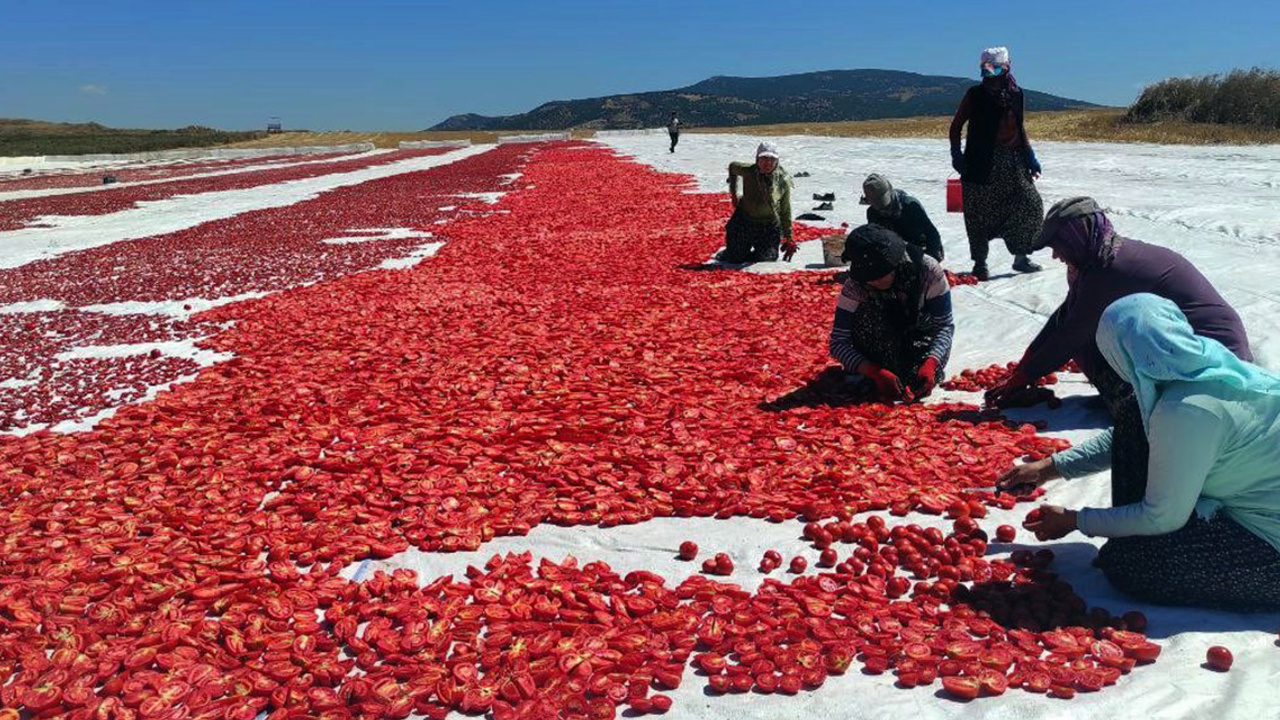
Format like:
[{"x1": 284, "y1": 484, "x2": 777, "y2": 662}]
[{"x1": 1004, "y1": 294, "x2": 1280, "y2": 610}]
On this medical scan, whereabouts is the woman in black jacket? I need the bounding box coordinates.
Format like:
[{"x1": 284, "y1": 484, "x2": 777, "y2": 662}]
[{"x1": 949, "y1": 46, "x2": 1044, "y2": 280}]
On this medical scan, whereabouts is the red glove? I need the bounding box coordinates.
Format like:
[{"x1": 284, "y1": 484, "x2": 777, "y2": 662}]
[
  {"x1": 860, "y1": 362, "x2": 903, "y2": 401},
  {"x1": 914, "y1": 357, "x2": 939, "y2": 398},
  {"x1": 782, "y1": 240, "x2": 798, "y2": 262}
]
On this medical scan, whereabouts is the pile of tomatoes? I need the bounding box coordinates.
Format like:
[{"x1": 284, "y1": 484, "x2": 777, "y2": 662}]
[
  {"x1": 942, "y1": 363, "x2": 1061, "y2": 393},
  {"x1": 944, "y1": 271, "x2": 982, "y2": 287},
  {"x1": 0, "y1": 143, "x2": 1163, "y2": 719}
]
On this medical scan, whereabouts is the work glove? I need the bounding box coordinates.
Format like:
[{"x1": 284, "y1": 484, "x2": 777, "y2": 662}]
[
  {"x1": 913, "y1": 357, "x2": 940, "y2": 399},
  {"x1": 860, "y1": 362, "x2": 903, "y2": 402},
  {"x1": 1025, "y1": 146, "x2": 1042, "y2": 179},
  {"x1": 782, "y1": 240, "x2": 798, "y2": 262}
]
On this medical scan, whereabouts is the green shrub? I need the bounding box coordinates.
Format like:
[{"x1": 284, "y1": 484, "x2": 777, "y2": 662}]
[{"x1": 1125, "y1": 68, "x2": 1280, "y2": 128}]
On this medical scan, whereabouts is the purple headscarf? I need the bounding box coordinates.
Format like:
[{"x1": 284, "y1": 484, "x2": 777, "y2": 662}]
[{"x1": 1048, "y1": 211, "x2": 1120, "y2": 272}]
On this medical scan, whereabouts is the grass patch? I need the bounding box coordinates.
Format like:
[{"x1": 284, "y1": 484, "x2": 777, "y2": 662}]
[{"x1": 1125, "y1": 68, "x2": 1280, "y2": 129}]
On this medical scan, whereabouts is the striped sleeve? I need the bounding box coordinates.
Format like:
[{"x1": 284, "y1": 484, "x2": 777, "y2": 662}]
[
  {"x1": 829, "y1": 279, "x2": 869, "y2": 372},
  {"x1": 919, "y1": 257, "x2": 954, "y2": 368}
]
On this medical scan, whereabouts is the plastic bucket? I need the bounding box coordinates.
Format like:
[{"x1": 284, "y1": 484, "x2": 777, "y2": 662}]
[
  {"x1": 946, "y1": 178, "x2": 963, "y2": 213},
  {"x1": 821, "y1": 234, "x2": 847, "y2": 267}
]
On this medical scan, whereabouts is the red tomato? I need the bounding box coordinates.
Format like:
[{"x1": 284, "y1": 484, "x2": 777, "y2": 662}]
[
  {"x1": 1206, "y1": 646, "x2": 1233, "y2": 671},
  {"x1": 678, "y1": 541, "x2": 698, "y2": 560},
  {"x1": 942, "y1": 676, "x2": 980, "y2": 701}
]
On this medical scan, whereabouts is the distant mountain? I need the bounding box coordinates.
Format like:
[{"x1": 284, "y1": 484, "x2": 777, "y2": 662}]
[{"x1": 430, "y1": 69, "x2": 1100, "y2": 131}]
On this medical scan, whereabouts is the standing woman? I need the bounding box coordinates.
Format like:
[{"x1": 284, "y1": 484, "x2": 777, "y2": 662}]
[
  {"x1": 949, "y1": 46, "x2": 1044, "y2": 280},
  {"x1": 668, "y1": 111, "x2": 681, "y2": 153}
]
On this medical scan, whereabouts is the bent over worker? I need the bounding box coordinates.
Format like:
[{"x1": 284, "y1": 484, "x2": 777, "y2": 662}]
[{"x1": 829, "y1": 225, "x2": 954, "y2": 402}]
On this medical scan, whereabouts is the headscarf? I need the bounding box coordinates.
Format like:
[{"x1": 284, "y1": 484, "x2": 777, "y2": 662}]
[
  {"x1": 842, "y1": 224, "x2": 926, "y2": 328},
  {"x1": 1097, "y1": 294, "x2": 1280, "y2": 431},
  {"x1": 979, "y1": 47, "x2": 1020, "y2": 108},
  {"x1": 1036, "y1": 196, "x2": 1121, "y2": 273}
]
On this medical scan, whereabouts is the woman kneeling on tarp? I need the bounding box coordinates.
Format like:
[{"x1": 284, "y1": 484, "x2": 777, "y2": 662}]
[
  {"x1": 828, "y1": 224, "x2": 954, "y2": 402},
  {"x1": 1005, "y1": 294, "x2": 1280, "y2": 610}
]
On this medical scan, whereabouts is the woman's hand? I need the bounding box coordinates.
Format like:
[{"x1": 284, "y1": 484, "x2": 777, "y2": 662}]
[
  {"x1": 1023, "y1": 504, "x2": 1077, "y2": 541},
  {"x1": 984, "y1": 367, "x2": 1032, "y2": 407},
  {"x1": 996, "y1": 456, "x2": 1060, "y2": 494}
]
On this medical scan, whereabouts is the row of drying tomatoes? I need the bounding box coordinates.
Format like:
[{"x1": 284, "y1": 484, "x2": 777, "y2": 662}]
[
  {"x1": 0, "y1": 146, "x2": 531, "y2": 433},
  {"x1": 0, "y1": 151, "x2": 351, "y2": 193},
  {"x1": 0, "y1": 147, "x2": 450, "y2": 232}
]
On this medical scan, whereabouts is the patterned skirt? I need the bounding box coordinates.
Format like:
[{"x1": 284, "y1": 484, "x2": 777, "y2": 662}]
[
  {"x1": 962, "y1": 146, "x2": 1044, "y2": 261},
  {"x1": 844, "y1": 299, "x2": 934, "y2": 380},
  {"x1": 1096, "y1": 513, "x2": 1280, "y2": 611}
]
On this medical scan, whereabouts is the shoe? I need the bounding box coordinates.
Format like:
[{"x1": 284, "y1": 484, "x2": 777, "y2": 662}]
[
  {"x1": 972, "y1": 261, "x2": 989, "y2": 281},
  {"x1": 813, "y1": 201, "x2": 834, "y2": 211},
  {"x1": 812, "y1": 192, "x2": 836, "y2": 202},
  {"x1": 1012, "y1": 255, "x2": 1043, "y2": 273}
]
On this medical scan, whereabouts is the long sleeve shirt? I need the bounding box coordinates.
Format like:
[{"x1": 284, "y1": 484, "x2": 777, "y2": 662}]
[
  {"x1": 949, "y1": 90, "x2": 1026, "y2": 154},
  {"x1": 1020, "y1": 239, "x2": 1252, "y2": 381},
  {"x1": 866, "y1": 191, "x2": 944, "y2": 261},
  {"x1": 1053, "y1": 381, "x2": 1280, "y2": 553},
  {"x1": 728, "y1": 162, "x2": 792, "y2": 240},
  {"x1": 829, "y1": 254, "x2": 953, "y2": 374}
]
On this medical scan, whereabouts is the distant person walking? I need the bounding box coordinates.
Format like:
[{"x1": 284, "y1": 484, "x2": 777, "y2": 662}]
[
  {"x1": 861, "y1": 173, "x2": 944, "y2": 261},
  {"x1": 718, "y1": 142, "x2": 796, "y2": 263},
  {"x1": 949, "y1": 46, "x2": 1044, "y2": 280},
  {"x1": 668, "y1": 112, "x2": 681, "y2": 153}
]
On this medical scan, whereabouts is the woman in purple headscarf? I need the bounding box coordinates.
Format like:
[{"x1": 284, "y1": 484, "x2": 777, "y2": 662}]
[
  {"x1": 949, "y1": 46, "x2": 1045, "y2": 280},
  {"x1": 991, "y1": 197, "x2": 1253, "y2": 506}
]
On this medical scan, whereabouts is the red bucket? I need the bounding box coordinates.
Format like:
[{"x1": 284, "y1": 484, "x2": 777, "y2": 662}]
[{"x1": 946, "y1": 178, "x2": 963, "y2": 213}]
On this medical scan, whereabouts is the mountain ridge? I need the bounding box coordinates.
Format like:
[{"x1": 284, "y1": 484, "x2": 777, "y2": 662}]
[{"x1": 431, "y1": 69, "x2": 1100, "y2": 131}]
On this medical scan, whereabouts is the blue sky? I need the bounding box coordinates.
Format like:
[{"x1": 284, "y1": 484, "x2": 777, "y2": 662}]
[{"x1": 5, "y1": 0, "x2": 1277, "y2": 130}]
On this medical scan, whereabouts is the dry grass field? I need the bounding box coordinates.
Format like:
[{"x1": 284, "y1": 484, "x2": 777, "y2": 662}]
[
  {"x1": 225, "y1": 111, "x2": 1280, "y2": 149},
  {"x1": 688, "y1": 109, "x2": 1280, "y2": 145}
]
